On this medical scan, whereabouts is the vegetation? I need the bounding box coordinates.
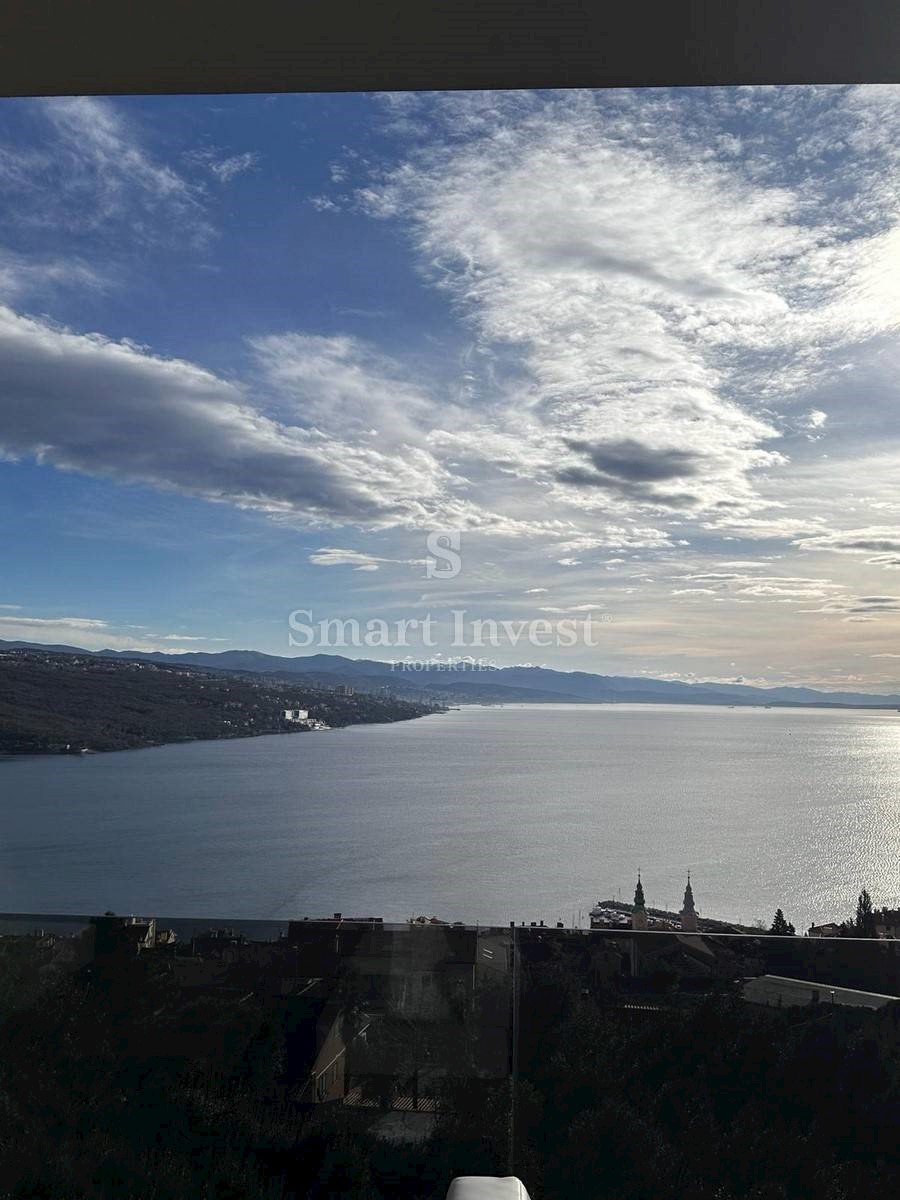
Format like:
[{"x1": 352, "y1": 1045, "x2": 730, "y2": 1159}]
[
  {"x1": 508, "y1": 945, "x2": 900, "y2": 1200},
  {"x1": 1, "y1": 932, "x2": 899, "y2": 1198},
  {"x1": 769, "y1": 908, "x2": 796, "y2": 935},
  {"x1": 0, "y1": 649, "x2": 441, "y2": 755},
  {"x1": 855, "y1": 889, "x2": 878, "y2": 938}
]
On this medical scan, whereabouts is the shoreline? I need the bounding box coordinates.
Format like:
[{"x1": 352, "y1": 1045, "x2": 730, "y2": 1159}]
[{"x1": 0, "y1": 708, "x2": 445, "y2": 761}]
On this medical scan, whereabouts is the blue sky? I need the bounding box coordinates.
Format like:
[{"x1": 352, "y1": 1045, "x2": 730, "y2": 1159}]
[{"x1": 3, "y1": 87, "x2": 900, "y2": 690}]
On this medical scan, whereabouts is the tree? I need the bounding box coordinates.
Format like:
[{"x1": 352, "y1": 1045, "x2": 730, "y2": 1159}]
[
  {"x1": 855, "y1": 889, "x2": 877, "y2": 938},
  {"x1": 769, "y1": 909, "x2": 795, "y2": 936}
]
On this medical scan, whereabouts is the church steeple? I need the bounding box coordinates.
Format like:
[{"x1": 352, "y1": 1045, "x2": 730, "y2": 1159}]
[
  {"x1": 680, "y1": 871, "x2": 698, "y2": 932},
  {"x1": 632, "y1": 872, "x2": 648, "y2": 930}
]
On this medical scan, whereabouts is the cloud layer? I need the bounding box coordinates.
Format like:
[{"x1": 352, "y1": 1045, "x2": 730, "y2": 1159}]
[{"x1": 5, "y1": 88, "x2": 900, "y2": 681}]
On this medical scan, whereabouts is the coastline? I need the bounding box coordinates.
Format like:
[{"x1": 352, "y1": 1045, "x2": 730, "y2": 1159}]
[{"x1": 0, "y1": 707, "x2": 445, "y2": 760}]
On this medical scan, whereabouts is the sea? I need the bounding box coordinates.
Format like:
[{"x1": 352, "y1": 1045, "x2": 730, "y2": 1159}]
[{"x1": 1, "y1": 703, "x2": 899, "y2": 934}]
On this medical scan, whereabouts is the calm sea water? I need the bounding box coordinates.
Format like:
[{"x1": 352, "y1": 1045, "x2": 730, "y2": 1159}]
[{"x1": 1, "y1": 703, "x2": 899, "y2": 932}]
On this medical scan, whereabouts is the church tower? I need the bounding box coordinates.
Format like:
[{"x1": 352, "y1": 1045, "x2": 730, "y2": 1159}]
[
  {"x1": 632, "y1": 873, "x2": 648, "y2": 930},
  {"x1": 680, "y1": 872, "x2": 698, "y2": 932}
]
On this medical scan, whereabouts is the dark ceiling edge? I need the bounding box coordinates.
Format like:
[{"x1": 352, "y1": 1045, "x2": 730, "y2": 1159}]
[{"x1": 0, "y1": 0, "x2": 899, "y2": 98}]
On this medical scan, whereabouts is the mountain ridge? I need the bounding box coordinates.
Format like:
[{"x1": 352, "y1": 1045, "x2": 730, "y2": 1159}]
[{"x1": 3, "y1": 638, "x2": 900, "y2": 710}]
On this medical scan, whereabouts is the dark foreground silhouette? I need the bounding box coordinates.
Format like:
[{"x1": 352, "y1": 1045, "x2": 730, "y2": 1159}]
[{"x1": 0, "y1": 931, "x2": 898, "y2": 1199}]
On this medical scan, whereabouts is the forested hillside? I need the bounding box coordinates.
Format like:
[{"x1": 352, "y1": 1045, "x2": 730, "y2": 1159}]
[{"x1": 0, "y1": 649, "x2": 440, "y2": 754}]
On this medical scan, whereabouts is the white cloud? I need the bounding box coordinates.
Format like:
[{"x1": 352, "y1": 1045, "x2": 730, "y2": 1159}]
[
  {"x1": 0, "y1": 613, "x2": 230, "y2": 652},
  {"x1": 0, "y1": 98, "x2": 210, "y2": 245},
  {"x1": 799, "y1": 595, "x2": 900, "y2": 619},
  {"x1": 795, "y1": 528, "x2": 900, "y2": 555},
  {"x1": 538, "y1": 603, "x2": 604, "y2": 613},
  {"x1": 251, "y1": 332, "x2": 435, "y2": 446},
  {"x1": 184, "y1": 148, "x2": 259, "y2": 183},
  {"x1": 157, "y1": 634, "x2": 226, "y2": 641},
  {"x1": 361, "y1": 91, "x2": 829, "y2": 523},
  {"x1": 0, "y1": 615, "x2": 108, "y2": 630},
  {"x1": 308, "y1": 547, "x2": 427, "y2": 572},
  {"x1": 0, "y1": 248, "x2": 107, "y2": 303}
]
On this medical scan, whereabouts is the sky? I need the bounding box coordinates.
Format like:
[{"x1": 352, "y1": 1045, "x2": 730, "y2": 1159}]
[{"x1": 3, "y1": 86, "x2": 900, "y2": 690}]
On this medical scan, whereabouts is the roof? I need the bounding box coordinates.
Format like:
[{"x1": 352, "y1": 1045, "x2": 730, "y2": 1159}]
[
  {"x1": 633, "y1": 933, "x2": 717, "y2": 966},
  {"x1": 742, "y1": 974, "x2": 900, "y2": 1009}
]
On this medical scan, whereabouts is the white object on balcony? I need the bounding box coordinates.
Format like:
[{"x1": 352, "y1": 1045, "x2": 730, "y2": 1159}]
[{"x1": 446, "y1": 1178, "x2": 530, "y2": 1200}]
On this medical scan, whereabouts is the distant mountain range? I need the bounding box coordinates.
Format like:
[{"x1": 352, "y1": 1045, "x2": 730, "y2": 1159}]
[{"x1": 3, "y1": 638, "x2": 900, "y2": 710}]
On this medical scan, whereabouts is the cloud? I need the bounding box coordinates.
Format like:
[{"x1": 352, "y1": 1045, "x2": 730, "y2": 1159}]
[
  {"x1": 250, "y1": 332, "x2": 434, "y2": 445},
  {"x1": 361, "y1": 90, "x2": 828, "y2": 522},
  {"x1": 718, "y1": 560, "x2": 777, "y2": 568},
  {"x1": 556, "y1": 437, "x2": 709, "y2": 506},
  {"x1": 0, "y1": 248, "x2": 107, "y2": 303},
  {"x1": 563, "y1": 438, "x2": 702, "y2": 484},
  {"x1": 8, "y1": 87, "x2": 900, "y2": 684},
  {"x1": 0, "y1": 613, "x2": 229, "y2": 653},
  {"x1": 184, "y1": 148, "x2": 259, "y2": 183},
  {"x1": 352, "y1": 87, "x2": 900, "y2": 569},
  {"x1": 0, "y1": 316, "x2": 599, "y2": 544},
  {"x1": 0, "y1": 98, "x2": 210, "y2": 245},
  {"x1": 737, "y1": 583, "x2": 832, "y2": 600},
  {"x1": 538, "y1": 603, "x2": 604, "y2": 613},
  {"x1": 157, "y1": 634, "x2": 227, "y2": 641},
  {"x1": 0, "y1": 615, "x2": 108, "y2": 630},
  {"x1": 308, "y1": 547, "x2": 426, "y2": 571},
  {"x1": 681, "y1": 572, "x2": 747, "y2": 582},
  {"x1": 0, "y1": 306, "x2": 465, "y2": 531},
  {"x1": 795, "y1": 528, "x2": 900, "y2": 555},
  {"x1": 310, "y1": 548, "x2": 386, "y2": 570},
  {"x1": 800, "y1": 594, "x2": 900, "y2": 618}
]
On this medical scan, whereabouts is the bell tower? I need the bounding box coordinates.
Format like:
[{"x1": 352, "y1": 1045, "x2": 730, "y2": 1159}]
[
  {"x1": 632, "y1": 872, "x2": 648, "y2": 930},
  {"x1": 680, "y1": 872, "x2": 698, "y2": 932}
]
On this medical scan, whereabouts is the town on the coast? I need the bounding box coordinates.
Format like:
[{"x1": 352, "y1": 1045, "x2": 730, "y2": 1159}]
[{"x1": 587, "y1": 873, "x2": 900, "y2": 940}]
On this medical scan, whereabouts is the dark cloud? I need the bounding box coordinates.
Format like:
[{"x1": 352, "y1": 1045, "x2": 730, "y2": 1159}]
[
  {"x1": 812, "y1": 595, "x2": 900, "y2": 617},
  {"x1": 0, "y1": 306, "x2": 447, "y2": 529},
  {"x1": 796, "y1": 530, "x2": 900, "y2": 555},
  {"x1": 555, "y1": 438, "x2": 703, "y2": 507},
  {"x1": 564, "y1": 438, "x2": 702, "y2": 484}
]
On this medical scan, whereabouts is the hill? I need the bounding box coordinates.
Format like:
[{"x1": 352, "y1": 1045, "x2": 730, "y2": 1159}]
[
  {"x1": 3, "y1": 638, "x2": 900, "y2": 710},
  {"x1": 0, "y1": 648, "x2": 442, "y2": 755}
]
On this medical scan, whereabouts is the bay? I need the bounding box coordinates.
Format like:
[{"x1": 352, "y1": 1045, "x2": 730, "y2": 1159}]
[{"x1": 1, "y1": 703, "x2": 899, "y2": 933}]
